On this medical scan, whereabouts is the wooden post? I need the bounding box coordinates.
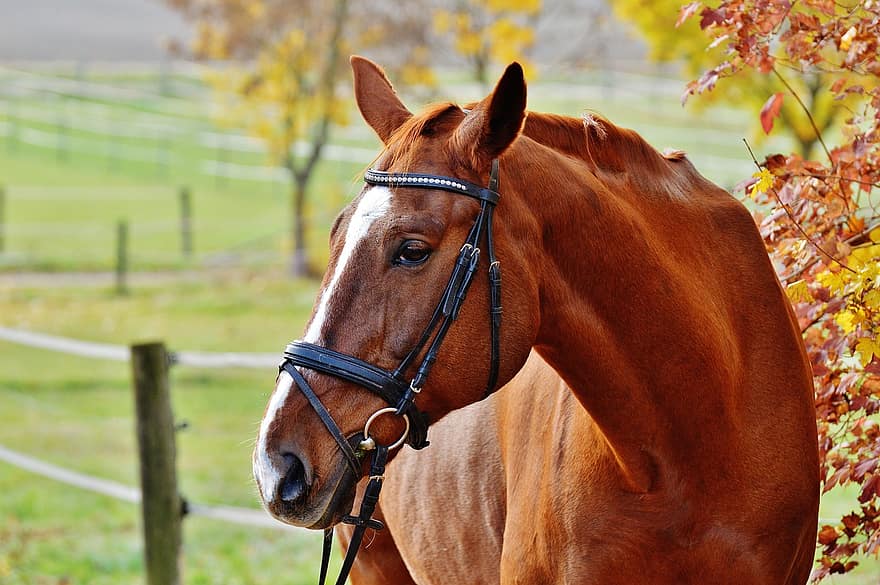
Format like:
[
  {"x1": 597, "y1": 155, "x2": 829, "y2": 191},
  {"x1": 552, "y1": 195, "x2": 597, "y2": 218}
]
[
  {"x1": 6, "y1": 99, "x2": 17, "y2": 153},
  {"x1": 56, "y1": 103, "x2": 68, "y2": 163},
  {"x1": 116, "y1": 220, "x2": 128, "y2": 295},
  {"x1": 179, "y1": 187, "x2": 192, "y2": 259},
  {"x1": 0, "y1": 185, "x2": 5, "y2": 254},
  {"x1": 131, "y1": 342, "x2": 182, "y2": 585}
]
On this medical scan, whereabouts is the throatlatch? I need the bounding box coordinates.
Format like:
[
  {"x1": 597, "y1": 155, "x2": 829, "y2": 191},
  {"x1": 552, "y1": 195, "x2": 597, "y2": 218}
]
[{"x1": 278, "y1": 160, "x2": 504, "y2": 585}]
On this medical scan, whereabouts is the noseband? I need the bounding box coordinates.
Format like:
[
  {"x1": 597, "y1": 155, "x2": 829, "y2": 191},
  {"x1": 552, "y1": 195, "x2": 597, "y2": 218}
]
[{"x1": 277, "y1": 160, "x2": 503, "y2": 585}]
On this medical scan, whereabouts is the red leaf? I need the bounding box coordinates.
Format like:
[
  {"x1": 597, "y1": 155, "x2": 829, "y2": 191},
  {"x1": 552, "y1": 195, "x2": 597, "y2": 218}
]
[
  {"x1": 858, "y1": 474, "x2": 880, "y2": 503},
  {"x1": 760, "y1": 92, "x2": 785, "y2": 134},
  {"x1": 818, "y1": 525, "x2": 840, "y2": 545},
  {"x1": 676, "y1": 2, "x2": 702, "y2": 28},
  {"x1": 699, "y1": 8, "x2": 725, "y2": 29}
]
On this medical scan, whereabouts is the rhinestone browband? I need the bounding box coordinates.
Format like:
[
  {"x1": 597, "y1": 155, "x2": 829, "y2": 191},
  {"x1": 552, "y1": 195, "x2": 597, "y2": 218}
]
[{"x1": 364, "y1": 169, "x2": 499, "y2": 205}]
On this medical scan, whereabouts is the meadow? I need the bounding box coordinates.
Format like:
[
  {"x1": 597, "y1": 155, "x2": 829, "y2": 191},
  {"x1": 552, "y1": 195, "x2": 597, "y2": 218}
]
[{"x1": 0, "y1": 64, "x2": 874, "y2": 583}]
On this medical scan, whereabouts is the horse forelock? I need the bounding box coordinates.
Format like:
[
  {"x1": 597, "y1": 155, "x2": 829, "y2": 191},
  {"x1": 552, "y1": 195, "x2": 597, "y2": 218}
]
[{"x1": 380, "y1": 102, "x2": 465, "y2": 171}]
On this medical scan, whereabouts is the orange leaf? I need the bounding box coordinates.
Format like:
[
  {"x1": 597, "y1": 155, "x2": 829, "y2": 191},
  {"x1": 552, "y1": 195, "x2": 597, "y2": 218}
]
[{"x1": 760, "y1": 92, "x2": 785, "y2": 134}]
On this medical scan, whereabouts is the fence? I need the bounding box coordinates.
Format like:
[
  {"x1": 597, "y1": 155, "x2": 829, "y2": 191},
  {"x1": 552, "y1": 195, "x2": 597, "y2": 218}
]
[
  {"x1": 0, "y1": 63, "x2": 766, "y2": 190},
  {"x1": 0, "y1": 325, "x2": 296, "y2": 585},
  {"x1": 0, "y1": 184, "x2": 298, "y2": 273}
]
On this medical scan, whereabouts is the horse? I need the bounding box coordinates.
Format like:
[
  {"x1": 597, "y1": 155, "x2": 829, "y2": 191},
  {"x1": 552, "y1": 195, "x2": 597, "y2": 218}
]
[{"x1": 254, "y1": 55, "x2": 820, "y2": 584}]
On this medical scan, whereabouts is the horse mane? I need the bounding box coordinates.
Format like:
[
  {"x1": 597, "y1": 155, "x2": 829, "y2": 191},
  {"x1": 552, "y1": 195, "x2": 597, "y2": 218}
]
[
  {"x1": 520, "y1": 111, "x2": 700, "y2": 198},
  {"x1": 380, "y1": 101, "x2": 701, "y2": 199}
]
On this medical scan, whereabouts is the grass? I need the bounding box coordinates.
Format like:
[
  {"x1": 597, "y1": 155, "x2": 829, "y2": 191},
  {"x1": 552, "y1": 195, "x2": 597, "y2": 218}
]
[{"x1": 0, "y1": 139, "x2": 358, "y2": 272}]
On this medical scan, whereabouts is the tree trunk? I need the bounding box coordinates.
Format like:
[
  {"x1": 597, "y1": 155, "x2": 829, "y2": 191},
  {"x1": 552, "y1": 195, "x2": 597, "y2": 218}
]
[
  {"x1": 284, "y1": 0, "x2": 349, "y2": 279},
  {"x1": 288, "y1": 165, "x2": 312, "y2": 278}
]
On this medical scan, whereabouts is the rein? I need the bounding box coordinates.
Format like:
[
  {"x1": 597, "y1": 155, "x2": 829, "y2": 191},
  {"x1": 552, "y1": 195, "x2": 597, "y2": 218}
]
[{"x1": 278, "y1": 160, "x2": 502, "y2": 585}]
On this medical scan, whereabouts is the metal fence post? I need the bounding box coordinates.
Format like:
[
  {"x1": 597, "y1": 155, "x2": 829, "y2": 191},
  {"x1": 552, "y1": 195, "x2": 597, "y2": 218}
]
[{"x1": 130, "y1": 342, "x2": 182, "y2": 585}]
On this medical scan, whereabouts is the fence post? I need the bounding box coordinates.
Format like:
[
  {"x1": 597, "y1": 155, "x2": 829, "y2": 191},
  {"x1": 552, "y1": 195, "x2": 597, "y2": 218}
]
[
  {"x1": 179, "y1": 187, "x2": 192, "y2": 259},
  {"x1": 0, "y1": 185, "x2": 5, "y2": 254},
  {"x1": 6, "y1": 99, "x2": 17, "y2": 153},
  {"x1": 116, "y1": 220, "x2": 128, "y2": 295},
  {"x1": 131, "y1": 342, "x2": 182, "y2": 585},
  {"x1": 56, "y1": 100, "x2": 68, "y2": 163}
]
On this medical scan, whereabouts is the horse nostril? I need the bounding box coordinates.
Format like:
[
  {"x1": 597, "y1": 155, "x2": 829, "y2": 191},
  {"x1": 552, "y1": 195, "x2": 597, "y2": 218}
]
[{"x1": 280, "y1": 453, "x2": 308, "y2": 503}]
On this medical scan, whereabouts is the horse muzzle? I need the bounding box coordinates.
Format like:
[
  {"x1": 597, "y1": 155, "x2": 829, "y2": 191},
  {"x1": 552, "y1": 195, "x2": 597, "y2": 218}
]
[{"x1": 261, "y1": 447, "x2": 361, "y2": 529}]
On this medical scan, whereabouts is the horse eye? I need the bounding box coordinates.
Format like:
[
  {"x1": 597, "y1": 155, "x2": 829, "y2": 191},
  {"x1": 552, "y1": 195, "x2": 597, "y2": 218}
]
[{"x1": 395, "y1": 240, "x2": 432, "y2": 267}]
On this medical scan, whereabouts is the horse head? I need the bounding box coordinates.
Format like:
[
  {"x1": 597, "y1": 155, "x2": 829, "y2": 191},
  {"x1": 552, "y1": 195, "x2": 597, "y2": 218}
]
[{"x1": 254, "y1": 56, "x2": 540, "y2": 528}]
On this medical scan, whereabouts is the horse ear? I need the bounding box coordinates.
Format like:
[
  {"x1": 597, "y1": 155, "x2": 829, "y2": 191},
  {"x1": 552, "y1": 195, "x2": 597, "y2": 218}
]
[
  {"x1": 351, "y1": 55, "x2": 412, "y2": 144},
  {"x1": 453, "y1": 62, "x2": 527, "y2": 165}
]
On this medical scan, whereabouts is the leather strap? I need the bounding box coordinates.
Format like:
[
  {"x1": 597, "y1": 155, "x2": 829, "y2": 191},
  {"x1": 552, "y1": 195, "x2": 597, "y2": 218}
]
[
  {"x1": 280, "y1": 362, "x2": 361, "y2": 477},
  {"x1": 319, "y1": 528, "x2": 333, "y2": 585},
  {"x1": 318, "y1": 445, "x2": 389, "y2": 585}
]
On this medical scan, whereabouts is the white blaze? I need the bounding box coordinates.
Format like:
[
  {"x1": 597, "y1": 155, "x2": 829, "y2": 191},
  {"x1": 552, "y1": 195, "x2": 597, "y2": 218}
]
[
  {"x1": 254, "y1": 370, "x2": 295, "y2": 502},
  {"x1": 304, "y1": 186, "x2": 393, "y2": 343},
  {"x1": 255, "y1": 186, "x2": 392, "y2": 503}
]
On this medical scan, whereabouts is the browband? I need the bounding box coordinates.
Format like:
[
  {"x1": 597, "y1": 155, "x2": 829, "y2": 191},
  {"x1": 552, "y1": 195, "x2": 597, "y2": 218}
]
[{"x1": 364, "y1": 169, "x2": 500, "y2": 205}]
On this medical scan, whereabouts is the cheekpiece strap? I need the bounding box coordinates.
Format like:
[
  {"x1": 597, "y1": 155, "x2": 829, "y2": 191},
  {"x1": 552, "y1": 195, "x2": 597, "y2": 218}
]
[{"x1": 364, "y1": 169, "x2": 500, "y2": 206}]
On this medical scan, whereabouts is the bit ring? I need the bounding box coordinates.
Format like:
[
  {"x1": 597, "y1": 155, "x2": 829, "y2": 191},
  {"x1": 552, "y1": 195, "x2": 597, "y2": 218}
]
[{"x1": 362, "y1": 407, "x2": 410, "y2": 451}]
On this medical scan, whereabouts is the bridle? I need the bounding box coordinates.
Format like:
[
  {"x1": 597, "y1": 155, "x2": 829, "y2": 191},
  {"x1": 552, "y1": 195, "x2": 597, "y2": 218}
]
[{"x1": 277, "y1": 159, "x2": 503, "y2": 585}]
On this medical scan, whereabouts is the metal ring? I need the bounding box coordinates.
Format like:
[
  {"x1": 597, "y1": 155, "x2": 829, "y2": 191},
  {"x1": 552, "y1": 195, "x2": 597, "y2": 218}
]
[{"x1": 362, "y1": 407, "x2": 410, "y2": 451}]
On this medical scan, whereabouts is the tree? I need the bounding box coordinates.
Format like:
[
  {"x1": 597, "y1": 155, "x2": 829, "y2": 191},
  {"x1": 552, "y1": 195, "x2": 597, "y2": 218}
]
[
  {"x1": 168, "y1": 0, "x2": 350, "y2": 277},
  {"x1": 433, "y1": 0, "x2": 542, "y2": 85},
  {"x1": 612, "y1": 0, "x2": 849, "y2": 158},
  {"x1": 676, "y1": 1, "x2": 880, "y2": 579}
]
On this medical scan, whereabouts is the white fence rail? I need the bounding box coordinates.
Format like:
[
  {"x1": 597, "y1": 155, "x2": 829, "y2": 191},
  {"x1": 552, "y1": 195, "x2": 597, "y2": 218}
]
[
  {"x1": 0, "y1": 326, "x2": 278, "y2": 368},
  {"x1": 0, "y1": 325, "x2": 296, "y2": 531},
  {"x1": 0, "y1": 444, "x2": 298, "y2": 531}
]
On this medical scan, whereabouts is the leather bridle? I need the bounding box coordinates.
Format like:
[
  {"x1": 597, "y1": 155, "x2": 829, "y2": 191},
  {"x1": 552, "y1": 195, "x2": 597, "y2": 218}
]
[{"x1": 277, "y1": 160, "x2": 503, "y2": 585}]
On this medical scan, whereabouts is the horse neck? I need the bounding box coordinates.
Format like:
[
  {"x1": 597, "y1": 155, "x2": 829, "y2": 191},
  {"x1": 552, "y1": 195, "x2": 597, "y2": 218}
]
[{"x1": 501, "y1": 133, "x2": 740, "y2": 493}]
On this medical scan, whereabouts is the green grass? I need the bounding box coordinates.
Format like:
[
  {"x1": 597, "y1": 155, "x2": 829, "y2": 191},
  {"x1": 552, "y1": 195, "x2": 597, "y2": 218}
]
[{"x1": 0, "y1": 139, "x2": 358, "y2": 272}]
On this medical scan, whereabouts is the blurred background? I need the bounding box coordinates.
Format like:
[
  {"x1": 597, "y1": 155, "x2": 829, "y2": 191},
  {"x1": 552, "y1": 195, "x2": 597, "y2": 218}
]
[{"x1": 0, "y1": 0, "x2": 864, "y2": 584}]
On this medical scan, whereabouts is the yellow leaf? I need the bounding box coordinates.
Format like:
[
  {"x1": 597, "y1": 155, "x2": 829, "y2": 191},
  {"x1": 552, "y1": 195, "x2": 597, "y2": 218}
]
[
  {"x1": 749, "y1": 168, "x2": 774, "y2": 199},
  {"x1": 850, "y1": 244, "x2": 880, "y2": 267},
  {"x1": 456, "y1": 34, "x2": 483, "y2": 57},
  {"x1": 869, "y1": 227, "x2": 880, "y2": 244},
  {"x1": 818, "y1": 270, "x2": 848, "y2": 294},
  {"x1": 865, "y1": 289, "x2": 880, "y2": 311},
  {"x1": 786, "y1": 280, "x2": 812, "y2": 303},
  {"x1": 856, "y1": 337, "x2": 878, "y2": 367},
  {"x1": 836, "y1": 310, "x2": 858, "y2": 333}
]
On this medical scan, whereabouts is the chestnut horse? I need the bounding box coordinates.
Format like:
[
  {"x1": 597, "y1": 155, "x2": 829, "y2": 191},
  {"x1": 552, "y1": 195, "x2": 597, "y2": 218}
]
[{"x1": 254, "y1": 56, "x2": 820, "y2": 584}]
